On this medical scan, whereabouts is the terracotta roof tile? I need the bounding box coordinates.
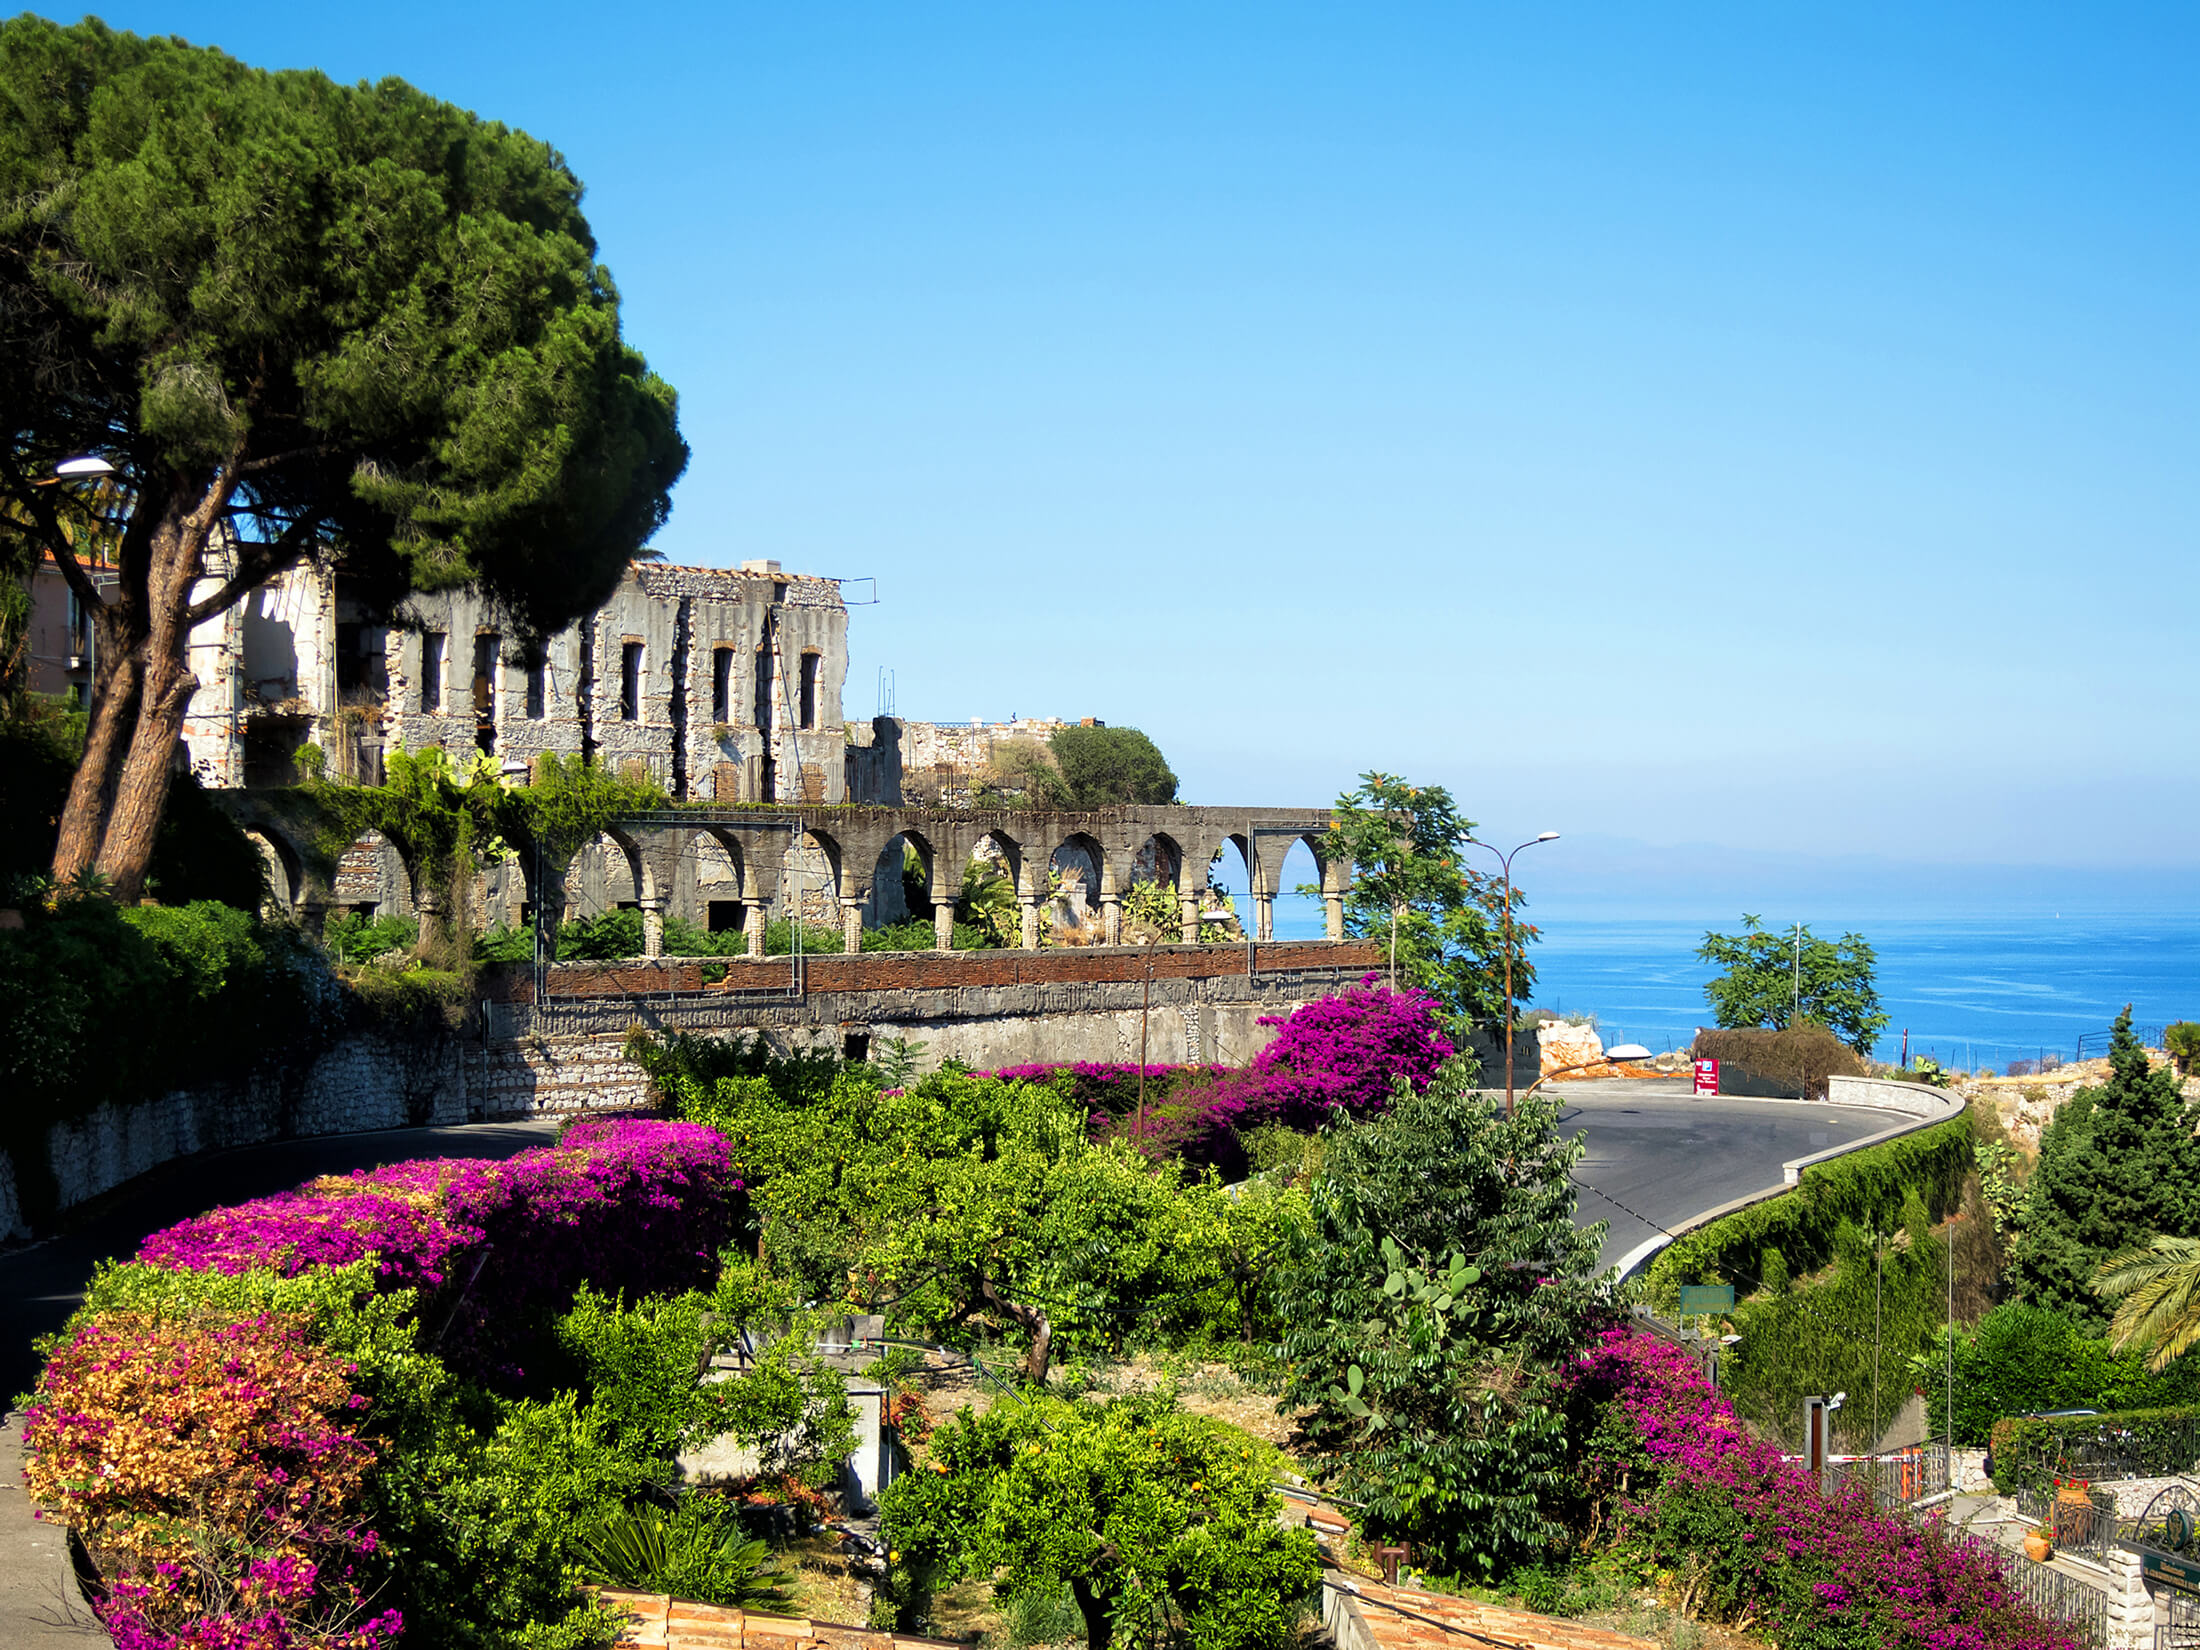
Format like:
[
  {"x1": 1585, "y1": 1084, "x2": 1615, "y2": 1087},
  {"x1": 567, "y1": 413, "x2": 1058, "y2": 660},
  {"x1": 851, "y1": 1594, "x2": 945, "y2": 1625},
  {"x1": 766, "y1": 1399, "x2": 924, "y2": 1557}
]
[{"x1": 1327, "y1": 1577, "x2": 1656, "y2": 1650}]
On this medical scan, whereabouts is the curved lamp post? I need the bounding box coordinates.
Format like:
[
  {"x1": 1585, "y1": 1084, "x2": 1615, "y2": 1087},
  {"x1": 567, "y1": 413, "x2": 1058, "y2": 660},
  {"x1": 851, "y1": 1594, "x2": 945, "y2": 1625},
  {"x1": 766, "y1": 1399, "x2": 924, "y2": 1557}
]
[{"x1": 1465, "y1": 831, "x2": 1558, "y2": 1118}]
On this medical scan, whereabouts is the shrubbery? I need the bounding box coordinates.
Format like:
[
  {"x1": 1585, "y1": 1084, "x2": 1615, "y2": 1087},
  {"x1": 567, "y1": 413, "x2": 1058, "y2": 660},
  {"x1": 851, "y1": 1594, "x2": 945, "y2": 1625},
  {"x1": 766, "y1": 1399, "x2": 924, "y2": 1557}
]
[
  {"x1": 22, "y1": 1121, "x2": 818, "y2": 1650},
  {"x1": 1689, "y1": 1022, "x2": 1867, "y2": 1099},
  {"x1": 1923, "y1": 1302, "x2": 2200, "y2": 1446},
  {"x1": 1573, "y1": 1329, "x2": 2076, "y2": 1650},
  {"x1": 1643, "y1": 1116, "x2": 1973, "y2": 1309}
]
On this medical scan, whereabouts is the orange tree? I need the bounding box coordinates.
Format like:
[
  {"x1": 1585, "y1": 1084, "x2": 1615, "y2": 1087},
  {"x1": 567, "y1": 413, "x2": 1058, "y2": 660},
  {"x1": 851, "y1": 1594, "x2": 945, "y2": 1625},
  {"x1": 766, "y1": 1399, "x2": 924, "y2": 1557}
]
[{"x1": 878, "y1": 1392, "x2": 1317, "y2": 1650}]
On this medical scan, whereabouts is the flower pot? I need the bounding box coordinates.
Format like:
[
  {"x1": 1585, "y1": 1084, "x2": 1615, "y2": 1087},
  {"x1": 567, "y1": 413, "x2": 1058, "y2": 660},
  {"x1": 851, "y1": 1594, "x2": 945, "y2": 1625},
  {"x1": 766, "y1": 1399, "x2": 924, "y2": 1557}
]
[
  {"x1": 2024, "y1": 1534, "x2": 2053, "y2": 1563},
  {"x1": 2057, "y1": 1482, "x2": 2091, "y2": 1507}
]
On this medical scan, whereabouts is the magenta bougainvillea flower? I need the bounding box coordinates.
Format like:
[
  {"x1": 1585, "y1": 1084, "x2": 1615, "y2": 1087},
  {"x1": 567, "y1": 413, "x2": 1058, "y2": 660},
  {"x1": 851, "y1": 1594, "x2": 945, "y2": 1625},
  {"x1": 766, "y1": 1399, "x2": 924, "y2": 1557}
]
[{"x1": 1573, "y1": 1330, "x2": 2078, "y2": 1650}]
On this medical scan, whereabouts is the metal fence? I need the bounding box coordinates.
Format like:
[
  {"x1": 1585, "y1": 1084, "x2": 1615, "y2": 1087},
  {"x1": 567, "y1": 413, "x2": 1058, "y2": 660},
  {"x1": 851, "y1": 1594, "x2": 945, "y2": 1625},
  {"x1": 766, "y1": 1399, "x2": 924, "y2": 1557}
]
[
  {"x1": 2017, "y1": 1487, "x2": 2127, "y2": 1564},
  {"x1": 2076, "y1": 1026, "x2": 2167, "y2": 1061},
  {"x1": 1987, "y1": 1543, "x2": 2112, "y2": 1650},
  {"x1": 2003, "y1": 1410, "x2": 2200, "y2": 1489},
  {"x1": 2161, "y1": 1590, "x2": 2200, "y2": 1650},
  {"x1": 1829, "y1": 1443, "x2": 1951, "y2": 1509}
]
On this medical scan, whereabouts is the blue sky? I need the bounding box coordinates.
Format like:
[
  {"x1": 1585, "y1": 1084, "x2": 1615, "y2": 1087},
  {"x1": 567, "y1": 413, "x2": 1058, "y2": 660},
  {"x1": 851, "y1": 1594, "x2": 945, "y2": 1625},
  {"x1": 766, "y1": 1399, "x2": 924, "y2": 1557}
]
[{"x1": 39, "y1": 4, "x2": 2200, "y2": 883}]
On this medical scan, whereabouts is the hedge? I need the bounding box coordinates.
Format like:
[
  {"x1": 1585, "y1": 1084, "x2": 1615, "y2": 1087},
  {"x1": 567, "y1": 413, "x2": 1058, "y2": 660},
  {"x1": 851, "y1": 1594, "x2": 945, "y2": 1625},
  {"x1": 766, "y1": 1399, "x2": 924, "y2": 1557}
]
[
  {"x1": 1987, "y1": 1405, "x2": 2200, "y2": 1497},
  {"x1": 24, "y1": 1119, "x2": 746, "y2": 1648},
  {"x1": 1927, "y1": 1303, "x2": 2200, "y2": 1446},
  {"x1": 1643, "y1": 1114, "x2": 1973, "y2": 1308},
  {"x1": 1692, "y1": 1024, "x2": 1867, "y2": 1100}
]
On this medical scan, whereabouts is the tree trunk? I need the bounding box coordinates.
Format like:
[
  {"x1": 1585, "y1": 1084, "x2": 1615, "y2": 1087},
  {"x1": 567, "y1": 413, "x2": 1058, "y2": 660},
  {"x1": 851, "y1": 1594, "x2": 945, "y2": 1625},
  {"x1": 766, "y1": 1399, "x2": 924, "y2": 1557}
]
[
  {"x1": 1069, "y1": 1578, "x2": 1110, "y2": 1650},
  {"x1": 93, "y1": 489, "x2": 213, "y2": 901},
  {"x1": 978, "y1": 1275, "x2": 1054, "y2": 1383},
  {"x1": 49, "y1": 618, "x2": 141, "y2": 884}
]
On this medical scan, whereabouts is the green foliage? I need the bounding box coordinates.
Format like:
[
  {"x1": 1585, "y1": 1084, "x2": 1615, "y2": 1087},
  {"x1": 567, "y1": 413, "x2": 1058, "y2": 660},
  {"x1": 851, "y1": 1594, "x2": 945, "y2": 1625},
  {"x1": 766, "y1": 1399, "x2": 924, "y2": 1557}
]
[
  {"x1": 1759, "y1": 1246, "x2": 1790, "y2": 1295},
  {"x1": 1919, "y1": 1302, "x2": 2200, "y2": 1445},
  {"x1": 2014, "y1": 1008, "x2": 2200, "y2": 1331},
  {"x1": 1272, "y1": 1068, "x2": 1609, "y2": 1579},
  {"x1": 2094, "y1": 1234, "x2": 2200, "y2": 1373},
  {"x1": 0, "y1": 897, "x2": 330, "y2": 1140},
  {"x1": 959, "y1": 861, "x2": 1022, "y2": 948},
  {"x1": 1047, "y1": 725, "x2": 1179, "y2": 807},
  {"x1": 1696, "y1": 916, "x2": 1887, "y2": 1055},
  {"x1": 871, "y1": 1035, "x2": 929, "y2": 1087},
  {"x1": 1987, "y1": 1405, "x2": 2200, "y2": 1497},
  {"x1": 879, "y1": 1393, "x2": 1316, "y2": 1650},
  {"x1": 0, "y1": 14, "x2": 685, "y2": 626},
  {"x1": 2168, "y1": 1023, "x2": 2200, "y2": 1077},
  {"x1": 328, "y1": 911, "x2": 421, "y2": 964},
  {"x1": 1643, "y1": 1117, "x2": 1973, "y2": 1309},
  {"x1": 579, "y1": 1501, "x2": 797, "y2": 1612},
  {"x1": 1717, "y1": 1218, "x2": 1951, "y2": 1451},
  {"x1": 1317, "y1": 772, "x2": 1528, "y2": 1032},
  {"x1": 973, "y1": 740, "x2": 1074, "y2": 810},
  {"x1": 630, "y1": 1036, "x2": 1290, "y2": 1375}
]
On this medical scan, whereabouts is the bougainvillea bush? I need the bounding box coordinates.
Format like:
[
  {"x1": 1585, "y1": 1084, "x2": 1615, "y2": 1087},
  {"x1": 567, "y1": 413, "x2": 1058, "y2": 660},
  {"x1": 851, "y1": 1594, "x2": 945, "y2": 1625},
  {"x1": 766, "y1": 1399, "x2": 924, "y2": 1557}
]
[
  {"x1": 24, "y1": 1121, "x2": 751, "y2": 1650},
  {"x1": 1574, "y1": 1329, "x2": 2077, "y2": 1650},
  {"x1": 994, "y1": 977, "x2": 1456, "y2": 1174},
  {"x1": 138, "y1": 1117, "x2": 742, "y2": 1380},
  {"x1": 25, "y1": 1306, "x2": 400, "y2": 1650}
]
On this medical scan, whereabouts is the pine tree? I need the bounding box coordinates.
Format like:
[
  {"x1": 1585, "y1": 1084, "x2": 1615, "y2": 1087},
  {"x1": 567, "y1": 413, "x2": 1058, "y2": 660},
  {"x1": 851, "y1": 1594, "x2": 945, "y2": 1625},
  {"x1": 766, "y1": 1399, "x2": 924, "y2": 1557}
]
[{"x1": 2015, "y1": 1008, "x2": 2200, "y2": 1331}]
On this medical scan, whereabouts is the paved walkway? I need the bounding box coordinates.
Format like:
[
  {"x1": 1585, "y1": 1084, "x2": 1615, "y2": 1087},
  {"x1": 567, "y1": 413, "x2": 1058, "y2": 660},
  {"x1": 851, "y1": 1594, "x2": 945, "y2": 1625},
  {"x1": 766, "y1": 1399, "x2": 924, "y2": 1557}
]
[{"x1": 1, "y1": 1119, "x2": 563, "y2": 1644}]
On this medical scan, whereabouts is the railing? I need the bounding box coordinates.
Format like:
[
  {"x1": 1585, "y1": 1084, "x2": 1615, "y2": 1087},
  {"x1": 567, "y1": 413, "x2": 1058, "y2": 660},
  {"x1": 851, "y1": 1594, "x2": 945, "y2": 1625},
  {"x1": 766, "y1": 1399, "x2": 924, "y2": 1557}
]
[
  {"x1": 2161, "y1": 1590, "x2": 2200, "y2": 1650},
  {"x1": 2076, "y1": 1026, "x2": 2166, "y2": 1061},
  {"x1": 1999, "y1": 1410, "x2": 2200, "y2": 1491},
  {"x1": 1988, "y1": 1544, "x2": 2111, "y2": 1650},
  {"x1": 1829, "y1": 1442, "x2": 1951, "y2": 1509},
  {"x1": 2017, "y1": 1486, "x2": 2127, "y2": 1564}
]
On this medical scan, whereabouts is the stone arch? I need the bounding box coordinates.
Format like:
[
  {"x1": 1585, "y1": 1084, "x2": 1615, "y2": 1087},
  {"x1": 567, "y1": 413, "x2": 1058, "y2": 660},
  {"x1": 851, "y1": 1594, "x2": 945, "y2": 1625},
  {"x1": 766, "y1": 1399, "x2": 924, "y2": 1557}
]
[
  {"x1": 868, "y1": 829, "x2": 934, "y2": 930},
  {"x1": 778, "y1": 825, "x2": 842, "y2": 925},
  {"x1": 242, "y1": 824, "x2": 303, "y2": 912},
  {"x1": 1046, "y1": 830, "x2": 1107, "y2": 945},
  {"x1": 565, "y1": 827, "x2": 646, "y2": 920}
]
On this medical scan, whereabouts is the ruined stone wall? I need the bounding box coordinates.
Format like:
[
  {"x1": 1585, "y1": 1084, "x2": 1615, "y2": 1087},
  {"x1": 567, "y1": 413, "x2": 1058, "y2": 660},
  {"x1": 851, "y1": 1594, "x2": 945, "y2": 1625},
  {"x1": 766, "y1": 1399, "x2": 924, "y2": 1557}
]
[
  {"x1": 180, "y1": 556, "x2": 851, "y2": 813},
  {"x1": 0, "y1": 941, "x2": 1381, "y2": 1237}
]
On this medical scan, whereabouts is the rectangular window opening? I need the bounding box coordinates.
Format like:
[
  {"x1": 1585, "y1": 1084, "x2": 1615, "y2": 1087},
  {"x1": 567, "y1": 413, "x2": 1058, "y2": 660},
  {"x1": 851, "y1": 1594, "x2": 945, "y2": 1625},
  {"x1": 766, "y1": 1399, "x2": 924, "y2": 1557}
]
[
  {"x1": 711, "y1": 647, "x2": 733, "y2": 724},
  {"x1": 525, "y1": 655, "x2": 547, "y2": 720},
  {"x1": 707, "y1": 900, "x2": 741, "y2": 934},
  {"x1": 799, "y1": 651, "x2": 820, "y2": 730},
  {"x1": 420, "y1": 632, "x2": 446, "y2": 713},
  {"x1": 620, "y1": 640, "x2": 643, "y2": 722}
]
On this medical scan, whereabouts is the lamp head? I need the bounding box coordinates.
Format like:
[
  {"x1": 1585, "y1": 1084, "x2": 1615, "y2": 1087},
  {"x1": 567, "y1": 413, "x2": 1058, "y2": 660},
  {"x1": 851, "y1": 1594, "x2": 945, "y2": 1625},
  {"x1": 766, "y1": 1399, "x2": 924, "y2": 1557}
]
[
  {"x1": 54, "y1": 456, "x2": 115, "y2": 479},
  {"x1": 1535, "y1": 831, "x2": 1559, "y2": 842}
]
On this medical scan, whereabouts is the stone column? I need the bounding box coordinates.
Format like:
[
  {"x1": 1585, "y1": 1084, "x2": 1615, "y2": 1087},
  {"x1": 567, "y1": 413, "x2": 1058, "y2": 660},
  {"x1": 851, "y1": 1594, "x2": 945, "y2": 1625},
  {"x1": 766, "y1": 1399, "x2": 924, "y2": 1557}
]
[
  {"x1": 1100, "y1": 892, "x2": 1123, "y2": 946},
  {"x1": 934, "y1": 899, "x2": 956, "y2": 953},
  {"x1": 415, "y1": 886, "x2": 451, "y2": 964},
  {"x1": 1323, "y1": 892, "x2": 1345, "y2": 942},
  {"x1": 745, "y1": 903, "x2": 767, "y2": 957},
  {"x1": 842, "y1": 901, "x2": 864, "y2": 955},
  {"x1": 1179, "y1": 891, "x2": 1201, "y2": 945},
  {"x1": 1019, "y1": 894, "x2": 1041, "y2": 950},
  {"x1": 641, "y1": 898, "x2": 665, "y2": 959},
  {"x1": 1253, "y1": 893, "x2": 1274, "y2": 942},
  {"x1": 299, "y1": 897, "x2": 329, "y2": 941}
]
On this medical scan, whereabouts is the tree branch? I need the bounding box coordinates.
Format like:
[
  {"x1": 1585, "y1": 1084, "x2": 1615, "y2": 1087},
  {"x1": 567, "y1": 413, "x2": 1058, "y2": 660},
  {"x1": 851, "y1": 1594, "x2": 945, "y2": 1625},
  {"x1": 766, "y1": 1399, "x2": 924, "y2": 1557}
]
[
  {"x1": 0, "y1": 456, "x2": 108, "y2": 613},
  {"x1": 183, "y1": 515, "x2": 322, "y2": 627}
]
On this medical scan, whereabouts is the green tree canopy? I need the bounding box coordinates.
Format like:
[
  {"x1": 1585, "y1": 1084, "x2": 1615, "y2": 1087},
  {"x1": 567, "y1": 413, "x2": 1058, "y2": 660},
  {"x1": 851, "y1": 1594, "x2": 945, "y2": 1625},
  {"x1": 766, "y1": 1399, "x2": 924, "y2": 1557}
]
[
  {"x1": 0, "y1": 17, "x2": 686, "y2": 898},
  {"x1": 880, "y1": 1392, "x2": 1318, "y2": 1650},
  {"x1": 1696, "y1": 915, "x2": 1887, "y2": 1055},
  {"x1": 1048, "y1": 725, "x2": 1178, "y2": 807},
  {"x1": 2015, "y1": 1008, "x2": 2200, "y2": 1330},
  {"x1": 1271, "y1": 1067, "x2": 1609, "y2": 1578},
  {"x1": 1317, "y1": 771, "x2": 1529, "y2": 1030}
]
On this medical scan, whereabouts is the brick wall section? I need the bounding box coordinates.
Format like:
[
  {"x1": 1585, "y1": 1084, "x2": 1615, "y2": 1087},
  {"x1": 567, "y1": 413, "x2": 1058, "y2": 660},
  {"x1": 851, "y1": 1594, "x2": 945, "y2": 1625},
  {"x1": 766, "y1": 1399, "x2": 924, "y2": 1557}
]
[{"x1": 486, "y1": 940, "x2": 1382, "y2": 1004}]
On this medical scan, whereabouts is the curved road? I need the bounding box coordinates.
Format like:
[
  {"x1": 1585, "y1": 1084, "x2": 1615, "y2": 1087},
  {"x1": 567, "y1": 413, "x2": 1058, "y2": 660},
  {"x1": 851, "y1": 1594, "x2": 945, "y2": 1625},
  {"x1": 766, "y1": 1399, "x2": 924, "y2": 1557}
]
[{"x1": 1553, "y1": 1077, "x2": 1900, "y2": 1274}]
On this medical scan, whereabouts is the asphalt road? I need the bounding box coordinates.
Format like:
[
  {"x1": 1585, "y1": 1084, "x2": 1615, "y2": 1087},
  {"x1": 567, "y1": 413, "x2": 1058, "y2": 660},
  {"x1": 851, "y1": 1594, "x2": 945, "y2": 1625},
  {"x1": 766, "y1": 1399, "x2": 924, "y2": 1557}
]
[
  {"x1": 0, "y1": 1119, "x2": 561, "y2": 1405},
  {"x1": 1552, "y1": 1078, "x2": 1898, "y2": 1275}
]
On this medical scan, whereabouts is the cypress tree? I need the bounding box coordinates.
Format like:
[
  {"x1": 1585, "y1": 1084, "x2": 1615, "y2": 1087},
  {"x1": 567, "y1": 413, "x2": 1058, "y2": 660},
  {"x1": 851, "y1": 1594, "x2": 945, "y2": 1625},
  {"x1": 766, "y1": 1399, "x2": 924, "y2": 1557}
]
[{"x1": 2015, "y1": 1008, "x2": 2200, "y2": 1331}]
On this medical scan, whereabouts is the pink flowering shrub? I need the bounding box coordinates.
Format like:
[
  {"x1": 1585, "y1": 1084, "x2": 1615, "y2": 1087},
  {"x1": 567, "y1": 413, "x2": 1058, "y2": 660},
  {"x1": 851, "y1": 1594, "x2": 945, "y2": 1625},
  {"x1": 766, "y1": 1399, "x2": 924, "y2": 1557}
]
[
  {"x1": 1575, "y1": 1330, "x2": 2077, "y2": 1650},
  {"x1": 138, "y1": 1119, "x2": 742, "y2": 1380},
  {"x1": 23, "y1": 1310, "x2": 401, "y2": 1650},
  {"x1": 996, "y1": 979, "x2": 1454, "y2": 1174}
]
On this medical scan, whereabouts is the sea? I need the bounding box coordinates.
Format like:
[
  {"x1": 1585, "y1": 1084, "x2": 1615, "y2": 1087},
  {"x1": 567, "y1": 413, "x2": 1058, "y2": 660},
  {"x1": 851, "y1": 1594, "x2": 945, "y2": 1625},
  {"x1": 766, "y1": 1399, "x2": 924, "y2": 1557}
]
[{"x1": 1240, "y1": 891, "x2": 2200, "y2": 1071}]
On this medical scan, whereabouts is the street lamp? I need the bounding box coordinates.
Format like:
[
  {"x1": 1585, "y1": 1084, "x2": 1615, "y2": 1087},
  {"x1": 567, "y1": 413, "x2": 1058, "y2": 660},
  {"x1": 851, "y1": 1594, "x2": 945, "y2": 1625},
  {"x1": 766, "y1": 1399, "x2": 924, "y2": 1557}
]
[{"x1": 1466, "y1": 831, "x2": 1558, "y2": 1118}]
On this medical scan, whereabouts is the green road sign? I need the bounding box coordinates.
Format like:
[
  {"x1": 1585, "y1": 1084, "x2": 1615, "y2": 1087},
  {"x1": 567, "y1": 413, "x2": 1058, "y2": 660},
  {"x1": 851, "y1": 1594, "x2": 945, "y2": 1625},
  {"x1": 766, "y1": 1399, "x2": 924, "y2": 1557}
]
[{"x1": 1679, "y1": 1285, "x2": 1736, "y2": 1315}]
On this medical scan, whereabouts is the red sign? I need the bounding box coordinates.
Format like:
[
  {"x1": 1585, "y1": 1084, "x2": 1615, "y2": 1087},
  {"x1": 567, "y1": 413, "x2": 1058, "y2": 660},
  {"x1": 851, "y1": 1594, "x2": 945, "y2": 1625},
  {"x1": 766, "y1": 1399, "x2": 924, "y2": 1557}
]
[{"x1": 1693, "y1": 1058, "x2": 1720, "y2": 1096}]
